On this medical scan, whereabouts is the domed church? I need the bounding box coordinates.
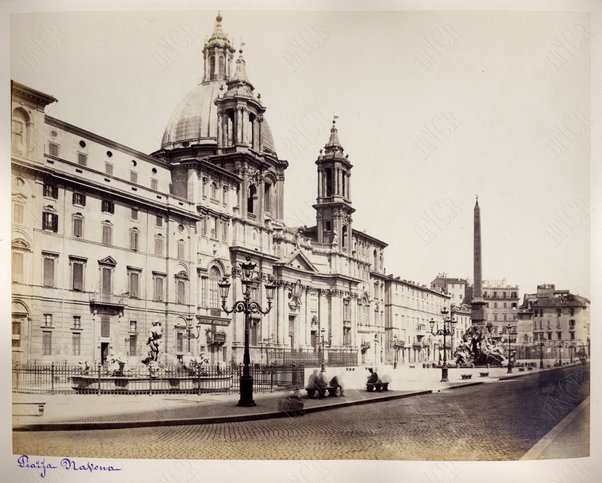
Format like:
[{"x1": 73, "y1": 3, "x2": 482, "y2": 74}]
[{"x1": 10, "y1": 14, "x2": 404, "y2": 369}]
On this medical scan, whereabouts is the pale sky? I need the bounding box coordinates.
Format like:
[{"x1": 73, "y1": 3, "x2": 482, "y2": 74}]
[{"x1": 9, "y1": 8, "x2": 592, "y2": 298}]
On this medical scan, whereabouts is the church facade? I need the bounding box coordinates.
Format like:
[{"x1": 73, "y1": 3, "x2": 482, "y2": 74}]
[{"x1": 11, "y1": 15, "x2": 396, "y2": 369}]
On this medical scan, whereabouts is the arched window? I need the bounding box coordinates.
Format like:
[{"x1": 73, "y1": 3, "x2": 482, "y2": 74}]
[
  {"x1": 247, "y1": 184, "x2": 257, "y2": 215},
  {"x1": 209, "y1": 266, "x2": 221, "y2": 308},
  {"x1": 210, "y1": 56, "x2": 216, "y2": 79},
  {"x1": 175, "y1": 270, "x2": 188, "y2": 304},
  {"x1": 12, "y1": 108, "x2": 29, "y2": 155},
  {"x1": 211, "y1": 182, "x2": 218, "y2": 200},
  {"x1": 325, "y1": 168, "x2": 333, "y2": 196},
  {"x1": 218, "y1": 56, "x2": 225, "y2": 76},
  {"x1": 342, "y1": 224, "x2": 348, "y2": 249}
]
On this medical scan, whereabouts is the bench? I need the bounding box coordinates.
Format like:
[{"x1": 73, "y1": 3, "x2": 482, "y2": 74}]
[
  {"x1": 305, "y1": 385, "x2": 342, "y2": 398},
  {"x1": 461, "y1": 374, "x2": 472, "y2": 380},
  {"x1": 13, "y1": 402, "x2": 46, "y2": 416},
  {"x1": 479, "y1": 372, "x2": 489, "y2": 377},
  {"x1": 366, "y1": 382, "x2": 389, "y2": 392}
]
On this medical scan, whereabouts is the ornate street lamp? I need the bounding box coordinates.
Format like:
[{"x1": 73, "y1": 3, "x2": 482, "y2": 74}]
[
  {"x1": 392, "y1": 334, "x2": 399, "y2": 369},
  {"x1": 174, "y1": 314, "x2": 202, "y2": 339},
  {"x1": 539, "y1": 339, "x2": 544, "y2": 369},
  {"x1": 429, "y1": 307, "x2": 456, "y2": 382},
  {"x1": 557, "y1": 341, "x2": 563, "y2": 365},
  {"x1": 506, "y1": 322, "x2": 514, "y2": 373},
  {"x1": 218, "y1": 257, "x2": 276, "y2": 407},
  {"x1": 320, "y1": 327, "x2": 326, "y2": 372}
]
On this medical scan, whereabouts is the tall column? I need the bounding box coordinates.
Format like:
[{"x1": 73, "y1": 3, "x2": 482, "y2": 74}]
[{"x1": 471, "y1": 196, "x2": 486, "y2": 327}]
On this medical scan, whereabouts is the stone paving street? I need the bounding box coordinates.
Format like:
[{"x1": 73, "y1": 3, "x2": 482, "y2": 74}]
[{"x1": 13, "y1": 364, "x2": 589, "y2": 461}]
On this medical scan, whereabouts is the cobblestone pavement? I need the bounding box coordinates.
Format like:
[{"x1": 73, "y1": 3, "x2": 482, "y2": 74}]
[{"x1": 13, "y1": 365, "x2": 589, "y2": 461}]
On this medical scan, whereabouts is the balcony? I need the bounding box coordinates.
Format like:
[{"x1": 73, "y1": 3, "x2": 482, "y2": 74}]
[{"x1": 89, "y1": 292, "x2": 126, "y2": 314}]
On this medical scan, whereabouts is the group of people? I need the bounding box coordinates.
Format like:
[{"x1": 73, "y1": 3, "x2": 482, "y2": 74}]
[{"x1": 306, "y1": 369, "x2": 345, "y2": 395}]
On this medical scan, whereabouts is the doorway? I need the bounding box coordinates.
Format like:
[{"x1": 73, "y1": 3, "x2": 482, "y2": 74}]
[{"x1": 101, "y1": 342, "x2": 109, "y2": 365}]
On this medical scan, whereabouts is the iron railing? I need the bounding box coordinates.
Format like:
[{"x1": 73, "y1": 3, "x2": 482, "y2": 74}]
[{"x1": 12, "y1": 362, "x2": 304, "y2": 396}]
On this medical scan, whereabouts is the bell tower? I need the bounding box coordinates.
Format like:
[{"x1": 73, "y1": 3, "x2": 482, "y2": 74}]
[{"x1": 313, "y1": 119, "x2": 355, "y2": 253}]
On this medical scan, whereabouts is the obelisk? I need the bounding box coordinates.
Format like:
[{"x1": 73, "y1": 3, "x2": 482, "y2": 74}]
[{"x1": 471, "y1": 196, "x2": 487, "y2": 328}]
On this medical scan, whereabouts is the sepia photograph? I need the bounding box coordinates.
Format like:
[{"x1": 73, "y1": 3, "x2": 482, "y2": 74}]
[{"x1": 3, "y1": 0, "x2": 599, "y2": 481}]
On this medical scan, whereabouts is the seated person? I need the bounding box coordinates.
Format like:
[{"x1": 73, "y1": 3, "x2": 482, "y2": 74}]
[
  {"x1": 307, "y1": 369, "x2": 328, "y2": 390},
  {"x1": 329, "y1": 375, "x2": 345, "y2": 396},
  {"x1": 367, "y1": 368, "x2": 379, "y2": 384}
]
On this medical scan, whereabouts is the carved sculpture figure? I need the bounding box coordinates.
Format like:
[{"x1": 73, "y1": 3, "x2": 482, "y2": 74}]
[{"x1": 142, "y1": 322, "x2": 163, "y2": 367}]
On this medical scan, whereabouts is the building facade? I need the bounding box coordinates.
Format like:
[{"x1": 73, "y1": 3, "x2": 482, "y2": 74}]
[
  {"x1": 516, "y1": 284, "x2": 590, "y2": 361},
  {"x1": 11, "y1": 15, "x2": 395, "y2": 368},
  {"x1": 482, "y1": 280, "x2": 519, "y2": 341}
]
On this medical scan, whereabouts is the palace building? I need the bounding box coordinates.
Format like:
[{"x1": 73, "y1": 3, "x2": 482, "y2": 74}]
[{"x1": 11, "y1": 14, "x2": 396, "y2": 368}]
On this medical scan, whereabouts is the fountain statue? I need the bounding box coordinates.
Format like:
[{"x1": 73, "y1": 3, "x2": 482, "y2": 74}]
[
  {"x1": 454, "y1": 325, "x2": 506, "y2": 366},
  {"x1": 142, "y1": 322, "x2": 163, "y2": 373}
]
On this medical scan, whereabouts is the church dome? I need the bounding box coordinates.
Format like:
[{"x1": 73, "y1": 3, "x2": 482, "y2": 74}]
[{"x1": 160, "y1": 82, "x2": 277, "y2": 154}]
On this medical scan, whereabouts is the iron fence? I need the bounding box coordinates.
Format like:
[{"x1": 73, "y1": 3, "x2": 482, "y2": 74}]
[
  {"x1": 12, "y1": 362, "x2": 304, "y2": 396},
  {"x1": 270, "y1": 349, "x2": 358, "y2": 367}
]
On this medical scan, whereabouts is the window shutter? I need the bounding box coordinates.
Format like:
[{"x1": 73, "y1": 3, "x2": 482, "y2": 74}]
[
  {"x1": 73, "y1": 263, "x2": 83, "y2": 291},
  {"x1": 101, "y1": 316, "x2": 110, "y2": 337}
]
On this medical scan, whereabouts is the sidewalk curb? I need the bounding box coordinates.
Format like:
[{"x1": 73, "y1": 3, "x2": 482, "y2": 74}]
[
  {"x1": 13, "y1": 389, "x2": 434, "y2": 432},
  {"x1": 14, "y1": 365, "x2": 583, "y2": 432},
  {"x1": 519, "y1": 396, "x2": 590, "y2": 460}
]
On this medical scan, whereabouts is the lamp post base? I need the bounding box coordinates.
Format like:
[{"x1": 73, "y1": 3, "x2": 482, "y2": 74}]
[
  {"x1": 507, "y1": 363, "x2": 513, "y2": 374},
  {"x1": 540, "y1": 361, "x2": 544, "y2": 369},
  {"x1": 237, "y1": 375, "x2": 256, "y2": 407},
  {"x1": 440, "y1": 366, "x2": 448, "y2": 382}
]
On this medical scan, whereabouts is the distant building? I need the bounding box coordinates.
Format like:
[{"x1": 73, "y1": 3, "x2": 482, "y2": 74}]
[
  {"x1": 482, "y1": 280, "x2": 520, "y2": 340},
  {"x1": 430, "y1": 273, "x2": 468, "y2": 305},
  {"x1": 385, "y1": 277, "x2": 452, "y2": 365},
  {"x1": 517, "y1": 284, "x2": 590, "y2": 361}
]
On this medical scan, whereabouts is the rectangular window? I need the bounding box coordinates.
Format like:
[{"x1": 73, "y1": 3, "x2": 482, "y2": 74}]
[
  {"x1": 131, "y1": 208, "x2": 139, "y2": 220},
  {"x1": 43, "y1": 314, "x2": 52, "y2": 327},
  {"x1": 176, "y1": 279, "x2": 186, "y2": 304},
  {"x1": 155, "y1": 215, "x2": 162, "y2": 227},
  {"x1": 13, "y1": 204, "x2": 24, "y2": 224},
  {"x1": 102, "y1": 224, "x2": 112, "y2": 246},
  {"x1": 130, "y1": 171, "x2": 138, "y2": 183},
  {"x1": 154, "y1": 276, "x2": 164, "y2": 302},
  {"x1": 151, "y1": 178, "x2": 158, "y2": 190},
  {"x1": 129, "y1": 335, "x2": 137, "y2": 356},
  {"x1": 43, "y1": 183, "x2": 58, "y2": 199},
  {"x1": 200, "y1": 277, "x2": 207, "y2": 307},
  {"x1": 201, "y1": 217, "x2": 207, "y2": 236},
  {"x1": 101, "y1": 267, "x2": 112, "y2": 294},
  {"x1": 101, "y1": 200, "x2": 114, "y2": 214},
  {"x1": 72, "y1": 333, "x2": 81, "y2": 356},
  {"x1": 72, "y1": 192, "x2": 86, "y2": 206},
  {"x1": 42, "y1": 331, "x2": 52, "y2": 355},
  {"x1": 130, "y1": 321, "x2": 137, "y2": 333},
  {"x1": 77, "y1": 152, "x2": 87, "y2": 166},
  {"x1": 12, "y1": 320, "x2": 21, "y2": 348},
  {"x1": 73, "y1": 316, "x2": 81, "y2": 329},
  {"x1": 43, "y1": 256, "x2": 55, "y2": 287},
  {"x1": 105, "y1": 162, "x2": 113, "y2": 176},
  {"x1": 221, "y1": 221, "x2": 227, "y2": 241},
  {"x1": 101, "y1": 316, "x2": 110, "y2": 337},
  {"x1": 177, "y1": 241, "x2": 185, "y2": 260},
  {"x1": 72, "y1": 261, "x2": 84, "y2": 291},
  {"x1": 48, "y1": 142, "x2": 59, "y2": 157},
  {"x1": 12, "y1": 252, "x2": 23, "y2": 283},
  {"x1": 130, "y1": 230, "x2": 139, "y2": 251},
  {"x1": 73, "y1": 217, "x2": 83, "y2": 237},
  {"x1": 128, "y1": 271, "x2": 139, "y2": 298},
  {"x1": 557, "y1": 332, "x2": 562, "y2": 340}
]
